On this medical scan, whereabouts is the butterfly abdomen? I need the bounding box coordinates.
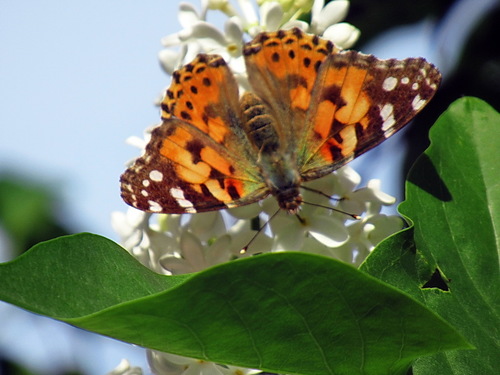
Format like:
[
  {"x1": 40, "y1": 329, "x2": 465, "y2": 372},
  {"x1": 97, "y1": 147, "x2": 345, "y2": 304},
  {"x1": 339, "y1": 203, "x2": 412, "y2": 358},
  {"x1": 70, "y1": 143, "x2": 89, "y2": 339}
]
[
  {"x1": 240, "y1": 92, "x2": 280, "y2": 154},
  {"x1": 240, "y1": 92, "x2": 303, "y2": 213}
]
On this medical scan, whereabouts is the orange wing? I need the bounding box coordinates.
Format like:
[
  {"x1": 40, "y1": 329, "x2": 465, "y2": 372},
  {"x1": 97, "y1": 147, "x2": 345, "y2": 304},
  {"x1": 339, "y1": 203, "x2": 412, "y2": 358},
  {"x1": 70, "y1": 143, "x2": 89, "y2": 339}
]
[
  {"x1": 299, "y1": 50, "x2": 441, "y2": 179},
  {"x1": 243, "y1": 28, "x2": 340, "y2": 155},
  {"x1": 121, "y1": 55, "x2": 268, "y2": 213}
]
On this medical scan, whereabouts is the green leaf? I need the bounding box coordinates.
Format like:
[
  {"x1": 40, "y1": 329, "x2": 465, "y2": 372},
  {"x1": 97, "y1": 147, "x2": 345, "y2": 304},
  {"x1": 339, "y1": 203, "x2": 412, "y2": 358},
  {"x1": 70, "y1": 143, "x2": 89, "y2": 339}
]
[
  {"x1": 362, "y1": 97, "x2": 499, "y2": 374},
  {"x1": 0, "y1": 174, "x2": 70, "y2": 255},
  {"x1": 1, "y1": 233, "x2": 468, "y2": 375}
]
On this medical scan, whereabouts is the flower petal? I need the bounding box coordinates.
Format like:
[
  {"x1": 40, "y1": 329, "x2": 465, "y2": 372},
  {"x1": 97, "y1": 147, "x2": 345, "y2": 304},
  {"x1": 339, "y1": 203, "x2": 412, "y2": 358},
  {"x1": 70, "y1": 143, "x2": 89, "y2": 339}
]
[
  {"x1": 281, "y1": 19, "x2": 309, "y2": 30},
  {"x1": 185, "y1": 22, "x2": 227, "y2": 46},
  {"x1": 273, "y1": 220, "x2": 306, "y2": 251},
  {"x1": 159, "y1": 255, "x2": 190, "y2": 275},
  {"x1": 158, "y1": 48, "x2": 184, "y2": 75},
  {"x1": 207, "y1": 234, "x2": 233, "y2": 264},
  {"x1": 179, "y1": 231, "x2": 206, "y2": 270},
  {"x1": 237, "y1": 0, "x2": 259, "y2": 28},
  {"x1": 147, "y1": 350, "x2": 186, "y2": 374},
  {"x1": 107, "y1": 358, "x2": 143, "y2": 375},
  {"x1": 366, "y1": 214, "x2": 404, "y2": 245},
  {"x1": 323, "y1": 22, "x2": 360, "y2": 48},
  {"x1": 224, "y1": 17, "x2": 244, "y2": 43},
  {"x1": 227, "y1": 202, "x2": 263, "y2": 219},
  {"x1": 314, "y1": 0, "x2": 349, "y2": 33},
  {"x1": 260, "y1": 1, "x2": 284, "y2": 30},
  {"x1": 367, "y1": 179, "x2": 397, "y2": 205},
  {"x1": 334, "y1": 166, "x2": 361, "y2": 194},
  {"x1": 179, "y1": 3, "x2": 201, "y2": 28},
  {"x1": 308, "y1": 216, "x2": 349, "y2": 247},
  {"x1": 189, "y1": 212, "x2": 226, "y2": 240},
  {"x1": 311, "y1": 0, "x2": 326, "y2": 20},
  {"x1": 160, "y1": 32, "x2": 183, "y2": 47}
]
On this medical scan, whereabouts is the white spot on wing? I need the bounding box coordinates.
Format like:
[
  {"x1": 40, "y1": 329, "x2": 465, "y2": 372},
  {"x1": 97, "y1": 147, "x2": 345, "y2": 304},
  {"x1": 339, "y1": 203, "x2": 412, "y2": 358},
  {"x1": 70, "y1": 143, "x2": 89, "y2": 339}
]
[
  {"x1": 141, "y1": 190, "x2": 148, "y2": 197},
  {"x1": 149, "y1": 170, "x2": 163, "y2": 182},
  {"x1": 412, "y1": 94, "x2": 426, "y2": 111},
  {"x1": 170, "y1": 187, "x2": 197, "y2": 213},
  {"x1": 170, "y1": 187, "x2": 184, "y2": 199},
  {"x1": 412, "y1": 82, "x2": 419, "y2": 90},
  {"x1": 142, "y1": 179, "x2": 150, "y2": 187},
  {"x1": 148, "y1": 200, "x2": 162, "y2": 212},
  {"x1": 379, "y1": 103, "x2": 395, "y2": 132},
  {"x1": 382, "y1": 76, "x2": 398, "y2": 91},
  {"x1": 401, "y1": 77, "x2": 410, "y2": 84}
]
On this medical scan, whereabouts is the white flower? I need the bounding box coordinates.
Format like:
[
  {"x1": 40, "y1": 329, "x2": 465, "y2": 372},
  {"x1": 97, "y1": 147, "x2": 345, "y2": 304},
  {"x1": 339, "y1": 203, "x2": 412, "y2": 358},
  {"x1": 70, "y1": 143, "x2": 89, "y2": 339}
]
[
  {"x1": 337, "y1": 177, "x2": 396, "y2": 217},
  {"x1": 107, "y1": 359, "x2": 143, "y2": 375},
  {"x1": 234, "y1": 167, "x2": 402, "y2": 260},
  {"x1": 256, "y1": 172, "x2": 353, "y2": 252},
  {"x1": 147, "y1": 351, "x2": 261, "y2": 375},
  {"x1": 222, "y1": 365, "x2": 262, "y2": 375},
  {"x1": 148, "y1": 352, "x2": 225, "y2": 375},
  {"x1": 310, "y1": 0, "x2": 349, "y2": 34},
  {"x1": 203, "y1": 0, "x2": 239, "y2": 16},
  {"x1": 311, "y1": 172, "x2": 405, "y2": 265},
  {"x1": 308, "y1": 0, "x2": 360, "y2": 48},
  {"x1": 112, "y1": 208, "x2": 180, "y2": 273},
  {"x1": 159, "y1": 2, "x2": 244, "y2": 73},
  {"x1": 322, "y1": 22, "x2": 360, "y2": 49},
  {"x1": 111, "y1": 208, "x2": 152, "y2": 265},
  {"x1": 158, "y1": 0, "x2": 360, "y2": 84},
  {"x1": 226, "y1": 216, "x2": 274, "y2": 256},
  {"x1": 159, "y1": 229, "x2": 232, "y2": 274},
  {"x1": 271, "y1": 210, "x2": 349, "y2": 251}
]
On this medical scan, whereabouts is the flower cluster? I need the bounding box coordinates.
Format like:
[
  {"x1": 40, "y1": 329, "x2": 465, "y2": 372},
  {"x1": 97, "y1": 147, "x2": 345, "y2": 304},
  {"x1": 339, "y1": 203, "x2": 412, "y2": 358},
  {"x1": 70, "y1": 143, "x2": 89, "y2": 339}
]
[
  {"x1": 158, "y1": 0, "x2": 360, "y2": 92},
  {"x1": 114, "y1": 166, "x2": 403, "y2": 271},
  {"x1": 112, "y1": 1, "x2": 403, "y2": 374}
]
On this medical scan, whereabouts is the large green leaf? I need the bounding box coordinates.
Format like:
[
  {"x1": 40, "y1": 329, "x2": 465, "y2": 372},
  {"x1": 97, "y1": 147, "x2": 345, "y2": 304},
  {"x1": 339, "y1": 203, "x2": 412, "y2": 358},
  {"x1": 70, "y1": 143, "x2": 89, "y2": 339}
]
[
  {"x1": 362, "y1": 97, "x2": 499, "y2": 374},
  {"x1": 1, "y1": 233, "x2": 468, "y2": 375}
]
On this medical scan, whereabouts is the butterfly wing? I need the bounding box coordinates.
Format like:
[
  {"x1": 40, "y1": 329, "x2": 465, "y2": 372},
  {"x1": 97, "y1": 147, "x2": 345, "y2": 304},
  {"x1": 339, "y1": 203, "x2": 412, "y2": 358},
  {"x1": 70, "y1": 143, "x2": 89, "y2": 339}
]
[
  {"x1": 122, "y1": 29, "x2": 442, "y2": 214},
  {"x1": 243, "y1": 28, "x2": 340, "y2": 154},
  {"x1": 121, "y1": 55, "x2": 268, "y2": 213},
  {"x1": 298, "y1": 49, "x2": 442, "y2": 180}
]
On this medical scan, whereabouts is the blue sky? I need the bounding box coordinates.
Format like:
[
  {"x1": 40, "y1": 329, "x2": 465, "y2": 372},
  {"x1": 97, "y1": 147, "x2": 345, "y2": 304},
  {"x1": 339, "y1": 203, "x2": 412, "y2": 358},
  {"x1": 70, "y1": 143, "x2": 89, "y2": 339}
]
[{"x1": 0, "y1": 1, "x2": 178, "y2": 240}]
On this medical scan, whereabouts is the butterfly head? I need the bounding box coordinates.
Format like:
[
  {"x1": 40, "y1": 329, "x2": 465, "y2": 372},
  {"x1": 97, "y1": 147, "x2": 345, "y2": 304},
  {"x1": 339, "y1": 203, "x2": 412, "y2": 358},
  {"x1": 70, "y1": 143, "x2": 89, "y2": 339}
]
[
  {"x1": 273, "y1": 185, "x2": 303, "y2": 214},
  {"x1": 261, "y1": 157, "x2": 303, "y2": 214}
]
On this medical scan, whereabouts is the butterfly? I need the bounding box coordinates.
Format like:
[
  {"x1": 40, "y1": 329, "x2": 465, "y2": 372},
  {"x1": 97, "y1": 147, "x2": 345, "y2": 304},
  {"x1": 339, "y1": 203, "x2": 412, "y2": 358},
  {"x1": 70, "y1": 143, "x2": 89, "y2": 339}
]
[{"x1": 120, "y1": 28, "x2": 441, "y2": 215}]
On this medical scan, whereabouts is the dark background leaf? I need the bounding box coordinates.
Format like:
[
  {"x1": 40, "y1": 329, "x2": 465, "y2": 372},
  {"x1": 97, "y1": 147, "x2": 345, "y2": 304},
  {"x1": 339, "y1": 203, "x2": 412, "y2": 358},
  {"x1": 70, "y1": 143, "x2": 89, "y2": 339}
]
[{"x1": 0, "y1": 173, "x2": 72, "y2": 256}]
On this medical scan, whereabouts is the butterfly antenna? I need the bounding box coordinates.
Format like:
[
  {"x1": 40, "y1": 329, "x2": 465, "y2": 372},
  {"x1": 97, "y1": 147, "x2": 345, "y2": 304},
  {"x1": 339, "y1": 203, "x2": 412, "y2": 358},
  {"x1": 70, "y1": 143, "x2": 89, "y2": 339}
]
[
  {"x1": 302, "y1": 201, "x2": 361, "y2": 220},
  {"x1": 300, "y1": 186, "x2": 361, "y2": 219},
  {"x1": 240, "y1": 208, "x2": 281, "y2": 254},
  {"x1": 301, "y1": 186, "x2": 340, "y2": 201}
]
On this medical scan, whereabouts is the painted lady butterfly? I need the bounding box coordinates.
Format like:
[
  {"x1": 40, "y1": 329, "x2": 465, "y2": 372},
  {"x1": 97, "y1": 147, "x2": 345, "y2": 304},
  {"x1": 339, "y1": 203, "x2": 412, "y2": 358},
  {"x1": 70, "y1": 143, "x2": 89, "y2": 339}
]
[{"x1": 121, "y1": 28, "x2": 441, "y2": 214}]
